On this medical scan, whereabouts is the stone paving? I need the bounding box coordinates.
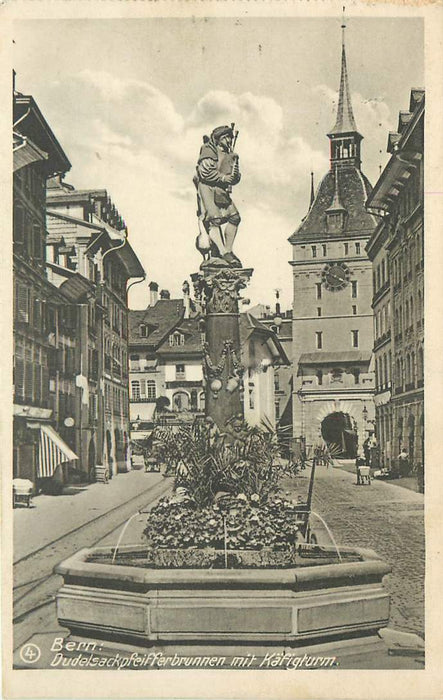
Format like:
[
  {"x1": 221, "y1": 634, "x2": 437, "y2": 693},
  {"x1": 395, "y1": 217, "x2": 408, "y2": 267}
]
[{"x1": 285, "y1": 462, "x2": 425, "y2": 637}]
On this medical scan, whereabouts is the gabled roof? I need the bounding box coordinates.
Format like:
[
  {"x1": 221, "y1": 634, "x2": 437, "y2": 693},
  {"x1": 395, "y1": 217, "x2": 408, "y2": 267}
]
[
  {"x1": 13, "y1": 94, "x2": 71, "y2": 176},
  {"x1": 128, "y1": 300, "x2": 185, "y2": 350},
  {"x1": 157, "y1": 317, "x2": 203, "y2": 356},
  {"x1": 240, "y1": 313, "x2": 290, "y2": 366}
]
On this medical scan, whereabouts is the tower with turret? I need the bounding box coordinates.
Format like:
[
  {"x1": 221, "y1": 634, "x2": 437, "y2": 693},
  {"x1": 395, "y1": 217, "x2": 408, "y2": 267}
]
[{"x1": 289, "y1": 23, "x2": 377, "y2": 459}]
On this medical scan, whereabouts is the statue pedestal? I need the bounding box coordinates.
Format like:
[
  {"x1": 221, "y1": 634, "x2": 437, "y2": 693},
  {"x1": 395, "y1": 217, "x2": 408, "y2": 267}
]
[{"x1": 192, "y1": 266, "x2": 253, "y2": 431}]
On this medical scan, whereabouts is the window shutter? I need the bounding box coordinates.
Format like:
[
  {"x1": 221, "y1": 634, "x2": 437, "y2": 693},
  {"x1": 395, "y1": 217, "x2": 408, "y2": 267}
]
[
  {"x1": 14, "y1": 358, "x2": 25, "y2": 399},
  {"x1": 17, "y1": 286, "x2": 29, "y2": 323},
  {"x1": 24, "y1": 361, "x2": 33, "y2": 400},
  {"x1": 14, "y1": 204, "x2": 25, "y2": 243}
]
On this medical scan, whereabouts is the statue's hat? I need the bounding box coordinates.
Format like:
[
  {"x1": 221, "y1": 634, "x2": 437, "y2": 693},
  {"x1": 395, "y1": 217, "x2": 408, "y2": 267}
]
[{"x1": 211, "y1": 125, "x2": 233, "y2": 142}]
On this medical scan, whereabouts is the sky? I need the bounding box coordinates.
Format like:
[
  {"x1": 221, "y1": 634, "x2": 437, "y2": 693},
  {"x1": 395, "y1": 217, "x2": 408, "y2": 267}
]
[{"x1": 13, "y1": 17, "x2": 424, "y2": 310}]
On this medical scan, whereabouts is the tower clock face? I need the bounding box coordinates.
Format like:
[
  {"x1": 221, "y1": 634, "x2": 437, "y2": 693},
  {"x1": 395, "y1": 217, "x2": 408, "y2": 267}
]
[{"x1": 322, "y1": 262, "x2": 350, "y2": 291}]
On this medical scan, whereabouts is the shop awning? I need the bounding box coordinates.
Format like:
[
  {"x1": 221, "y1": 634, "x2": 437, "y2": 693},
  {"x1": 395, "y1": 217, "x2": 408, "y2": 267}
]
[{"x1": 38, "y1": 425, "x2": 78, "y2": 478}]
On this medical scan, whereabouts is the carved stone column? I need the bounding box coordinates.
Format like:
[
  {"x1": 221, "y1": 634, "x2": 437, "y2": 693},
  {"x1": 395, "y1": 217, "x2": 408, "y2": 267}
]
[{"x1": 192, "y1": 266, "x2": 253, "y2": 431}]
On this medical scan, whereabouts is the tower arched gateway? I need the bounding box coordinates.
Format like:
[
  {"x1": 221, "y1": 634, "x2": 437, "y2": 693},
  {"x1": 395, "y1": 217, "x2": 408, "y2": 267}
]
[
  {"x1": 289, "y1": 24, "x2": 376, "y2": 453},
  {"x1": 321, "y1": 411, "x2": 358, "y2": 459}
]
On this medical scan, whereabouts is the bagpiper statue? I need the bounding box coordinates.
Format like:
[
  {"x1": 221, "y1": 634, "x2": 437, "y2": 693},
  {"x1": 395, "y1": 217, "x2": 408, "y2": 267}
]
[{"x1": 194, "y1": 123, "x2": 242, "y2": 268}]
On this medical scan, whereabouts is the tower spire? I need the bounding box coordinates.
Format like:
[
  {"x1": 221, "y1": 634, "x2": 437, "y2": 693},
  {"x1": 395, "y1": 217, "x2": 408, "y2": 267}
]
[
  {"x1": 332, "y1": 10, "x2": 357, "y2": 134},
  {"x1": 327, "y1": 12, "x2": 363, "y2": 170}
]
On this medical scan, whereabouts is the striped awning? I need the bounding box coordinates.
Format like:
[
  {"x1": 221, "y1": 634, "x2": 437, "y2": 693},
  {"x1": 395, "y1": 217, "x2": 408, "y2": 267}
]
[{"x1": 38, "y1": 425, "x2": 78, "y2": 478}]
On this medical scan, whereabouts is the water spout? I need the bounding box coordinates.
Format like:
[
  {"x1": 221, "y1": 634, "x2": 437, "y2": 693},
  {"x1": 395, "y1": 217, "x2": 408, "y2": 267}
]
[
  {"x1": 111, "y1": 511, "x2": 141, "y2": 565},
  {"x1": 310, "y1": 510, "x2": 342, "y2": 563}
]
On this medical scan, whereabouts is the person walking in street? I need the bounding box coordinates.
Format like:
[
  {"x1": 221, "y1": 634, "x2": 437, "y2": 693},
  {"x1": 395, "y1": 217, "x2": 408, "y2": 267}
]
[{"x1": 398, "y1": 448, "x2": 409, "y2": 478}]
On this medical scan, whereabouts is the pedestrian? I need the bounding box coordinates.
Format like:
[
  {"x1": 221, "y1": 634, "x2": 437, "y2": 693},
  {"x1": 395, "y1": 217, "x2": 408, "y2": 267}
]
[{"x1": 398, "y1": 448, "x2": 409, "y2": 478}]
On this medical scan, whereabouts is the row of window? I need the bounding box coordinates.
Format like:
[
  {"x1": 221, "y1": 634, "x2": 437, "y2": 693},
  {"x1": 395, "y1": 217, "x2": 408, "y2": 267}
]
[
  {"x1": 373, "y1": 257, "x2": 389, "y2": 294},
  {"x1": 394, "y1": 290, "x2": 423, "y2": 336},
  {"x1": 375, "y1": 351, "x2": 392, "y2": 390},
  {"x1": 315, "y1": 330, "x2": 359, "y2": 350},
  {"x1": 315, "y1": 281, "x2": 358, "y2": 299},
  {"x1": 14, "y1": 204, "x2": 45, "y2": 263},
  {"x1": 131, "y1": 380, "x2": 157, "y2": 401},
  {"x1": 394, "y1": 346, "x2": 424, "y2": 391},
  {"x1": 392, "y1": 230, "x2": 423, "y2": 287},
  {"x1": 14, "y1": 164, "x2": 45, "y2": 206},
  {"x1": 14, "y1": 341, "x2": 49, "y2": 405},
  {"x1": 311, "y1": 242, "x2": 361, "y2": 259},
  {"x1": 104, "y1": 384, "x2": 128, "y2": 416},
  {"x1": 103, "y1": 294, "x2": 127, "y2": 336},
  {"x1": 375, "y1": 300, "x2": 391, "y2": 340},
  {"x1": 14, "y1": 283, "x2": 77, "y2": 336}
]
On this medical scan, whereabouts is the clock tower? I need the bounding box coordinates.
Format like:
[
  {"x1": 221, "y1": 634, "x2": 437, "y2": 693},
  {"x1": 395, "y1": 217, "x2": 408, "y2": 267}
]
[{"x1": 289, "y1": 24, "x2": 377, "y2": 459}]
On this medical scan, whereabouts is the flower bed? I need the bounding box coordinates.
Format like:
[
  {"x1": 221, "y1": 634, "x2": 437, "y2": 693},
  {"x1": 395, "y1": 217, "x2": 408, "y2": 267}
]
[{"x1": 143, "y1": 493, "x2": 300, "y2": 552}]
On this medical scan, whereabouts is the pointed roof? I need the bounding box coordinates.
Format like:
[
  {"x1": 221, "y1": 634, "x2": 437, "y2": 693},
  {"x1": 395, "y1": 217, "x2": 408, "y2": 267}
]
[
  {"x1": 330, "y1": 37, "x2": 358, "y2": 135},
  {"x1": 289, "y1": 167, "x2": 376, "y2": 242}
]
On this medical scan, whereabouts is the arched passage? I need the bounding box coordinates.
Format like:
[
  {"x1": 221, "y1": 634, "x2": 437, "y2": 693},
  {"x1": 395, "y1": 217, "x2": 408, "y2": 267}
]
[{"x1": 321, "y1": 412, "x2": 358, "y2": 459}]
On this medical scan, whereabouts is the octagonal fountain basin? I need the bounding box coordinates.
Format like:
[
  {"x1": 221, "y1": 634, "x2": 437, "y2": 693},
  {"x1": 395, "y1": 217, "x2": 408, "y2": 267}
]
[{"x1": 55, "y1": 544, "x2": 391, "y2": 646}]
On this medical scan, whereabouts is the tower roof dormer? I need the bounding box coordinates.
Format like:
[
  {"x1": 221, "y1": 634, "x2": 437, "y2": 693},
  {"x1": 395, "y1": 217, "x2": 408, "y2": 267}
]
[{"x1": 327, "y1": 20, "x2": 362, "y2": 170}]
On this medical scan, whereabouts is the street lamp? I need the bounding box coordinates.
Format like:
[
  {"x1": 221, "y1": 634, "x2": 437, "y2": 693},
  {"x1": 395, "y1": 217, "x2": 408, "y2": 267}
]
[{"x1": 362, "y1": 404, "x2": 368, "y2": 423}]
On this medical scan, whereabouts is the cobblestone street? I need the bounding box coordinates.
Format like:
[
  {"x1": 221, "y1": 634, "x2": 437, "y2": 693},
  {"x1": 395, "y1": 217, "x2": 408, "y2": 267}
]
[{"x1": 300, "y1": 462, "x2": 424, "y2": 637}]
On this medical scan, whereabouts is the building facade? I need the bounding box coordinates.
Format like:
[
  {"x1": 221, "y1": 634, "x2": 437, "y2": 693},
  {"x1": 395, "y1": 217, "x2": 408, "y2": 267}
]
[
  {"x1": 247, "y1": 303, "x2": 294, "y2": 436},
  {"x1": 46, "y1": 182, "x2": 145, "y2": 477},
  {"x1": 13, "y1": 91, "x2": 79, "y2": 488},
  {"x1": 128, "y1": 291, "x2": 288, "y2": 439},
  {"x1": 288, "y1": 33, "x2": 376, "y2": 458},
  {"x1": 366, "y1": 89, "x2": 424, "y2": 474}
]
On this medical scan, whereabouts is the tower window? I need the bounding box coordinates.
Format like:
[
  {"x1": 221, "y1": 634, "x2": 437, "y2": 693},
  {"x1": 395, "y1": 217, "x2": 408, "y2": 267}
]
[
  {"x1": 311, "y1": 245, "x2": 317, "y2": 258},
  {"x1": 316, "y1": 283, "x2": 322, "y2": 300},
  {"x1": 351, "y1": 330, "x2": 359, "y2": 348},
  {"x1": 344, "y1": 243, "x2": 349, "y2": 256},
  {"x1": 322, "y1": 244, "x2": 327, "y2": 257},
  {"x1": 355, "y1": 242, "x2": 361, "y2": 255},
  {"x1": 316, "y1": 370, "x2": 323, "y2": 386},
  {"x1": 139, "y1": 324, "x2": 147, "y2": 338},
  {"x1": 317, "y1": 307, "x2": 322, "y2": 317},
  {"x1": 316, "y1": 331, "x2": 323, "y2": 349},
  {"x1": 352, "y1": 305, "x2": 357, "y2": 315},
  {"x1": 351, "y1": 281, "x2": 358, "y2": 298}
]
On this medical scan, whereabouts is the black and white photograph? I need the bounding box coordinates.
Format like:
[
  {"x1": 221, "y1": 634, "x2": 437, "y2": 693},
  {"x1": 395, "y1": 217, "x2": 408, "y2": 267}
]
[{"x1": 3, "y1": 1, "x2": 443, "y2": 697}]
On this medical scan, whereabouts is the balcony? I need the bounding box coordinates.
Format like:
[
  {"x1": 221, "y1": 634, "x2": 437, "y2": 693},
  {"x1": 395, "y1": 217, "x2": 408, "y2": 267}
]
[{"x1": 129, "y1": 397, "x2": 157, "y2": 404}]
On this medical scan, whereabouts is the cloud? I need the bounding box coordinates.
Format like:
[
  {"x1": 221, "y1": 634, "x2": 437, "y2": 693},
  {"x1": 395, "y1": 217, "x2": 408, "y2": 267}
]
[{"x1": 51, "y1": 70, "x2": 332, "y2": 307}]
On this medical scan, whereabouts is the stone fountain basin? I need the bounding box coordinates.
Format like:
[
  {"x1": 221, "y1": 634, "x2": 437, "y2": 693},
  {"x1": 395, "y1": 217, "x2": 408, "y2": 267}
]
[{"x1": 55, "y1": 545, "x2": 391, "y2": 645}]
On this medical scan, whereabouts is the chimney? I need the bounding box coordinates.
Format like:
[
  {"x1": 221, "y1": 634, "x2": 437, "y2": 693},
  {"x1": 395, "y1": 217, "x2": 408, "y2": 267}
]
[
  {"x1": 160, "y1": 289, "x2": 170, "y2": 300},
  {"x1": 149, "y1": 281, "x2": 159, "y2": 306}
]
